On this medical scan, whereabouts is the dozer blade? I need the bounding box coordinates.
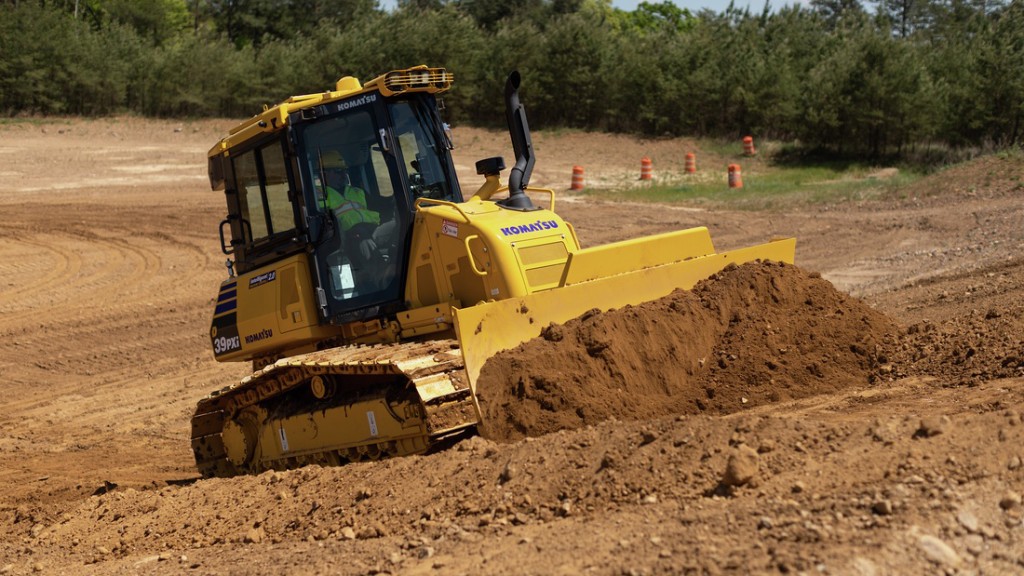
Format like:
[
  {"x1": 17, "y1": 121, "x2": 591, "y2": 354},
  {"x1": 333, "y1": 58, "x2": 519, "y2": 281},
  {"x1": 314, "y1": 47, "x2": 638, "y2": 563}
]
[{"x1": 454, "y1": 228, "x2": 796, "y2": 391}]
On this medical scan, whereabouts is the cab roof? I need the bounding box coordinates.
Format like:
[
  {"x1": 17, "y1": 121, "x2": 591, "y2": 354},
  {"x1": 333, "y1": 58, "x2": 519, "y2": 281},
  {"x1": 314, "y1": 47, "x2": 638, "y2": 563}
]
[{"x1": 207, "y1": 65, "x2": 452, "y2": 159}]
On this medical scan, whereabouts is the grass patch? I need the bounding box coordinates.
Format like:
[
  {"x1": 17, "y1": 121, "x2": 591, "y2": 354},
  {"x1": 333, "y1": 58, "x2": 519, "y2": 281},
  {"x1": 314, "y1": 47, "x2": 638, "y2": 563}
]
[
  {"x1": 578, "y1": 163, "x2": 922, "y2": 209},
  {"x1": 0, "y1": 117, "x2": 73, "y2": 128}
]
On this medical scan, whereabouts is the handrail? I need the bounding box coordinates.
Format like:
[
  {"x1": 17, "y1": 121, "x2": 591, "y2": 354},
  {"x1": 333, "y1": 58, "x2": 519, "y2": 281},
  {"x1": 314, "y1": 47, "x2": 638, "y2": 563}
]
[
  {"x1": 417, "y1": 187, "x2": 557, "y2": 217},
  {"x1": 525, "y1": 186, "x2": 556, "y2": 213},
  {"x1": 413, "y1": 197, "x2": 471, "y2": 223},
  {"x1": 464, "y1": 235, "x2": 488, "y2": 277}
]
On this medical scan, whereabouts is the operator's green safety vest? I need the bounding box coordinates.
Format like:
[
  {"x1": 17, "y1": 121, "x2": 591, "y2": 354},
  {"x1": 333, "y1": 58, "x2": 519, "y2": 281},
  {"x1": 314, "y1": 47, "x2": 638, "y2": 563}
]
[{"x1": 322, "y1": 185, "x2": 380, "y2": 231}]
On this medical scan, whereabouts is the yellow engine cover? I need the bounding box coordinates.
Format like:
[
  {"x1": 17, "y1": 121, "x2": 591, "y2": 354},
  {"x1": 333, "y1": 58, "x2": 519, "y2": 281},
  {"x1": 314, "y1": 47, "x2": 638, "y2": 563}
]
[
  {"x1": 403, "y1": 197, "x2": 582, "y2": 309},
  {"x1": 210, "y1": 254, "x2": 336, "y2": 362}
]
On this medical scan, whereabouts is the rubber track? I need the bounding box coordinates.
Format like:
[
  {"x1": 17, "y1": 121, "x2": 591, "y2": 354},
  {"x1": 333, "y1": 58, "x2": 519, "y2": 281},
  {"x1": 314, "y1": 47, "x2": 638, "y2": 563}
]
[{"x1": 191, "y1": 339, "x2": 468, "y2": 477}]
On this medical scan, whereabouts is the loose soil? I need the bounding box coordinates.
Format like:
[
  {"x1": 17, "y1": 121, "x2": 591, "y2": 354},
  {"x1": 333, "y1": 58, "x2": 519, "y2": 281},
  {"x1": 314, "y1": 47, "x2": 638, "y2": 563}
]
[
  {"x1": 0, "y1": 118, "x2": 1022, "y2": 575},
  {"x1": 477, "y1": 262, "x2": 896, "y2": 442}
]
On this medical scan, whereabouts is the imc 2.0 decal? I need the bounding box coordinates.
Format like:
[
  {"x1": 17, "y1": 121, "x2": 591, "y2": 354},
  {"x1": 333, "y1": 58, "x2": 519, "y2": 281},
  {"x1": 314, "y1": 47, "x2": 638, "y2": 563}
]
[{"x1": 248, "y1": 270, "x2": 277, "y2": 288}]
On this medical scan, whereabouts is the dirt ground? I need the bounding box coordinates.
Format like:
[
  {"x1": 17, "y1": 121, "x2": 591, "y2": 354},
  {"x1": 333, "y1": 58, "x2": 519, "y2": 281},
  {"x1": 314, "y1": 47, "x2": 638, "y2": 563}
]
[{"x1": 0, "y1": 117, "x2": 1022, "y2": 575}]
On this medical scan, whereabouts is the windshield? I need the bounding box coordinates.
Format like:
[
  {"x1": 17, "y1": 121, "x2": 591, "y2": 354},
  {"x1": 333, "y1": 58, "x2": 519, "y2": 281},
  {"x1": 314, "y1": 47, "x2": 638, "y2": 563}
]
[
  {"x1": 295, "y1": 95, "x2": 461, "y2": 323},
  {"x1": 388, "y1": 99, "x2": 459, "y2": 203}
]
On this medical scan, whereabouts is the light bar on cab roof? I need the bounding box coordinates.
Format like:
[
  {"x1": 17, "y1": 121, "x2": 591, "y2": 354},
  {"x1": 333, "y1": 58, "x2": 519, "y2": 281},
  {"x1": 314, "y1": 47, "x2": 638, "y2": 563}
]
[{"x1": 376, "y1": 67, "x2": 453, "y2": 97}]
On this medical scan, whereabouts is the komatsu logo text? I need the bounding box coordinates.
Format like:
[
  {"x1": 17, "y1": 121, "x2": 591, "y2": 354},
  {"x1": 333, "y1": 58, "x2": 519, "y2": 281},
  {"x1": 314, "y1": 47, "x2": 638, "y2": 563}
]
[
  {"x1": 500, "y1": 220, "x2": 559, "y2": 237},
  {"x1": 245, "y1": 329, "x2": 274, "y2": 345},
  {"x1": 336, "y1": 94, "x2": 376, "y2": 111}
]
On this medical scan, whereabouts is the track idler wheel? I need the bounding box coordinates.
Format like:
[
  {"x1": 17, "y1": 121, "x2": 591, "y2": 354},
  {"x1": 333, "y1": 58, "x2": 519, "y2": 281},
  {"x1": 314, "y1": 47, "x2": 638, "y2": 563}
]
[
  {"x1": 221, "y1": 408, "x2": 262, "y2": 472},
  {"x1": 310, "y1": 375, "x2": 336, "y2": 400}
]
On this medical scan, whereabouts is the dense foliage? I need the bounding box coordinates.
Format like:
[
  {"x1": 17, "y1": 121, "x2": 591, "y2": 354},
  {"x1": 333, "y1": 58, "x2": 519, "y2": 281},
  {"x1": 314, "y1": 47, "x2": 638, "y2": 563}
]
[{"x1": 2, "y1": 0, "x2": 1022, "y2": 153}]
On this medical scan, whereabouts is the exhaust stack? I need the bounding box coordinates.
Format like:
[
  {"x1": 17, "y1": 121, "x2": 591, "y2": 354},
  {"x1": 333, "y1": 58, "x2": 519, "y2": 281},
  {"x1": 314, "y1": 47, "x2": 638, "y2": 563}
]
[{"x1": 500, "y1": 71, "x2": 537, "y2": 211}]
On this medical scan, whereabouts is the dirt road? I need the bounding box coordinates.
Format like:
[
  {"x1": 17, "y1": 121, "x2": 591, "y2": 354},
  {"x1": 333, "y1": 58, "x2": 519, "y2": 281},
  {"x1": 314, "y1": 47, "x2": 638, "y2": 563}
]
[{"x1": 0, "y1": 118, "x2": 1022, "y2": 575}]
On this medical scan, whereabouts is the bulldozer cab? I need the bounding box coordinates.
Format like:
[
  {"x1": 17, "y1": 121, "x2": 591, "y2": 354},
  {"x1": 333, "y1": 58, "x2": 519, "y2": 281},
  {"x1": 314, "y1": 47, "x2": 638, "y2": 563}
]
[
  {"x1": 294, "y1": 94, "x2": 462, "y2": 323},
  {"x1": 215, "y1": 89, "x2": 462, "y2": 329}
]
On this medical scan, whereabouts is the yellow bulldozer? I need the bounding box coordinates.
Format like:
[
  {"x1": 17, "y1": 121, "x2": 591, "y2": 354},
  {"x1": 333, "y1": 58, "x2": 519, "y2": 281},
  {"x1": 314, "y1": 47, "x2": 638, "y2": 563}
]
[{"x1": 191, "y1": 66, "x2": 796, "y2": 477}]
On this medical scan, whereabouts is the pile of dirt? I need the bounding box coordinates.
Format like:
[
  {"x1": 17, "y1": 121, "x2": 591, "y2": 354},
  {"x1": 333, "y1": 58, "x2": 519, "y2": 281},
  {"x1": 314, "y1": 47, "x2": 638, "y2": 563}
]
[
  {"x1": 476, "y1": 261, "x2": 898, "y2": 442},
  {"x1": 885, "y1": 299, "x2": 1024, "y2": 386}
]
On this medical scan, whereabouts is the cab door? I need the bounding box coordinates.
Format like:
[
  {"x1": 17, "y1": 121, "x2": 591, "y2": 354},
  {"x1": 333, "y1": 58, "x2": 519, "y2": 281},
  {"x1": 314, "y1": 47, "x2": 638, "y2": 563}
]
[{"x1": 290, "y1": 96, "x2": 413, "y2": 325}]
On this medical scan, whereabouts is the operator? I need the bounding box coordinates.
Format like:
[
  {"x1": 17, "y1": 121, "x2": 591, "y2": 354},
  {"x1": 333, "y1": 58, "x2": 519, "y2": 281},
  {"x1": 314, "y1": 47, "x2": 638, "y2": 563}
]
[
  {"x1": 319, "y1": 151, "x2": 396, "y2": 284},
  {"x1": 320, "y1": 151, "x2": 376, "y2": 225}
]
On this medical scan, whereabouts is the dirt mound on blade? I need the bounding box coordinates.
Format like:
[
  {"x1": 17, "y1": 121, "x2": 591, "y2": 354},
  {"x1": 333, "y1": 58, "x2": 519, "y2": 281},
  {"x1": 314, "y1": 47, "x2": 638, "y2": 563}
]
[{"x1": 476, "y1": 261, "x2": 896, "y2": 442}]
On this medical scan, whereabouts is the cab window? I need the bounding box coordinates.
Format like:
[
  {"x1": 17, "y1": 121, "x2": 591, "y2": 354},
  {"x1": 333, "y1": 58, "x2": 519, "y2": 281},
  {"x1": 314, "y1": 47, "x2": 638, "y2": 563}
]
[
  {"x1": 233, "y1": 140, "x2": 295, "y2": 245},
  {"x1": 389, "y1": 100, "x2": 457, "y2": 203}
]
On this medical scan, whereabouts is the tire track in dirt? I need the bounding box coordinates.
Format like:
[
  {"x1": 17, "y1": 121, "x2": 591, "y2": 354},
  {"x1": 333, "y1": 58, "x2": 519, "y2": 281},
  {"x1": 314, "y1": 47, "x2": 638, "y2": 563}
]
[
  {"x1": 89, "y1": 232, "x2": 163, "y2": 289},
  {"x1": 0, "y1": 235, "x2": 83, "y2": 313},
  {"x1": 0, "y1": 231, "x2": 160, "y2": 331},
  {"x1": 0, "y1": 224, "x2": 213, "y2": 402}
]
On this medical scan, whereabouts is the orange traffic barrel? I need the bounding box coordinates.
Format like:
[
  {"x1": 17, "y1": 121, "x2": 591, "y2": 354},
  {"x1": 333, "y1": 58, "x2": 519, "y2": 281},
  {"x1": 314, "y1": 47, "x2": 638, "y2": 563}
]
[
  {"x1": 728, "y1": 164, "x2": 743, "y2": 188},
  {"x1": 685, "y1": 153, "x2": 697, "y2": 173},
  {"x1": 743, "y1": 136, "x2": 756, "y2": 156},
  {"x1": 570, "y1": 165, "x2": 585, "y2": 190},
  {"x1": 640, "y1": 156, "x2": 653, "y2": 180}
]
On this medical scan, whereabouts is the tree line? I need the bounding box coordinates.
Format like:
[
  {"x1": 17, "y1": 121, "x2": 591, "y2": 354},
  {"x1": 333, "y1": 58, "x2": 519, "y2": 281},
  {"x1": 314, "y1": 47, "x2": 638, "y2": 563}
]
[{"x1": 2, "y1": 0, "x2": 1022, "y2": 155}]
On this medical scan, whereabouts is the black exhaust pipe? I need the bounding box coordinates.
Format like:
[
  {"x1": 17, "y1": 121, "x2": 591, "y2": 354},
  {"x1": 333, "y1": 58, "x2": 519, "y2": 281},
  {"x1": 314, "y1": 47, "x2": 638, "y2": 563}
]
[{"x1": 501, "y1": 71, "x2": 537, "y2": 211}]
